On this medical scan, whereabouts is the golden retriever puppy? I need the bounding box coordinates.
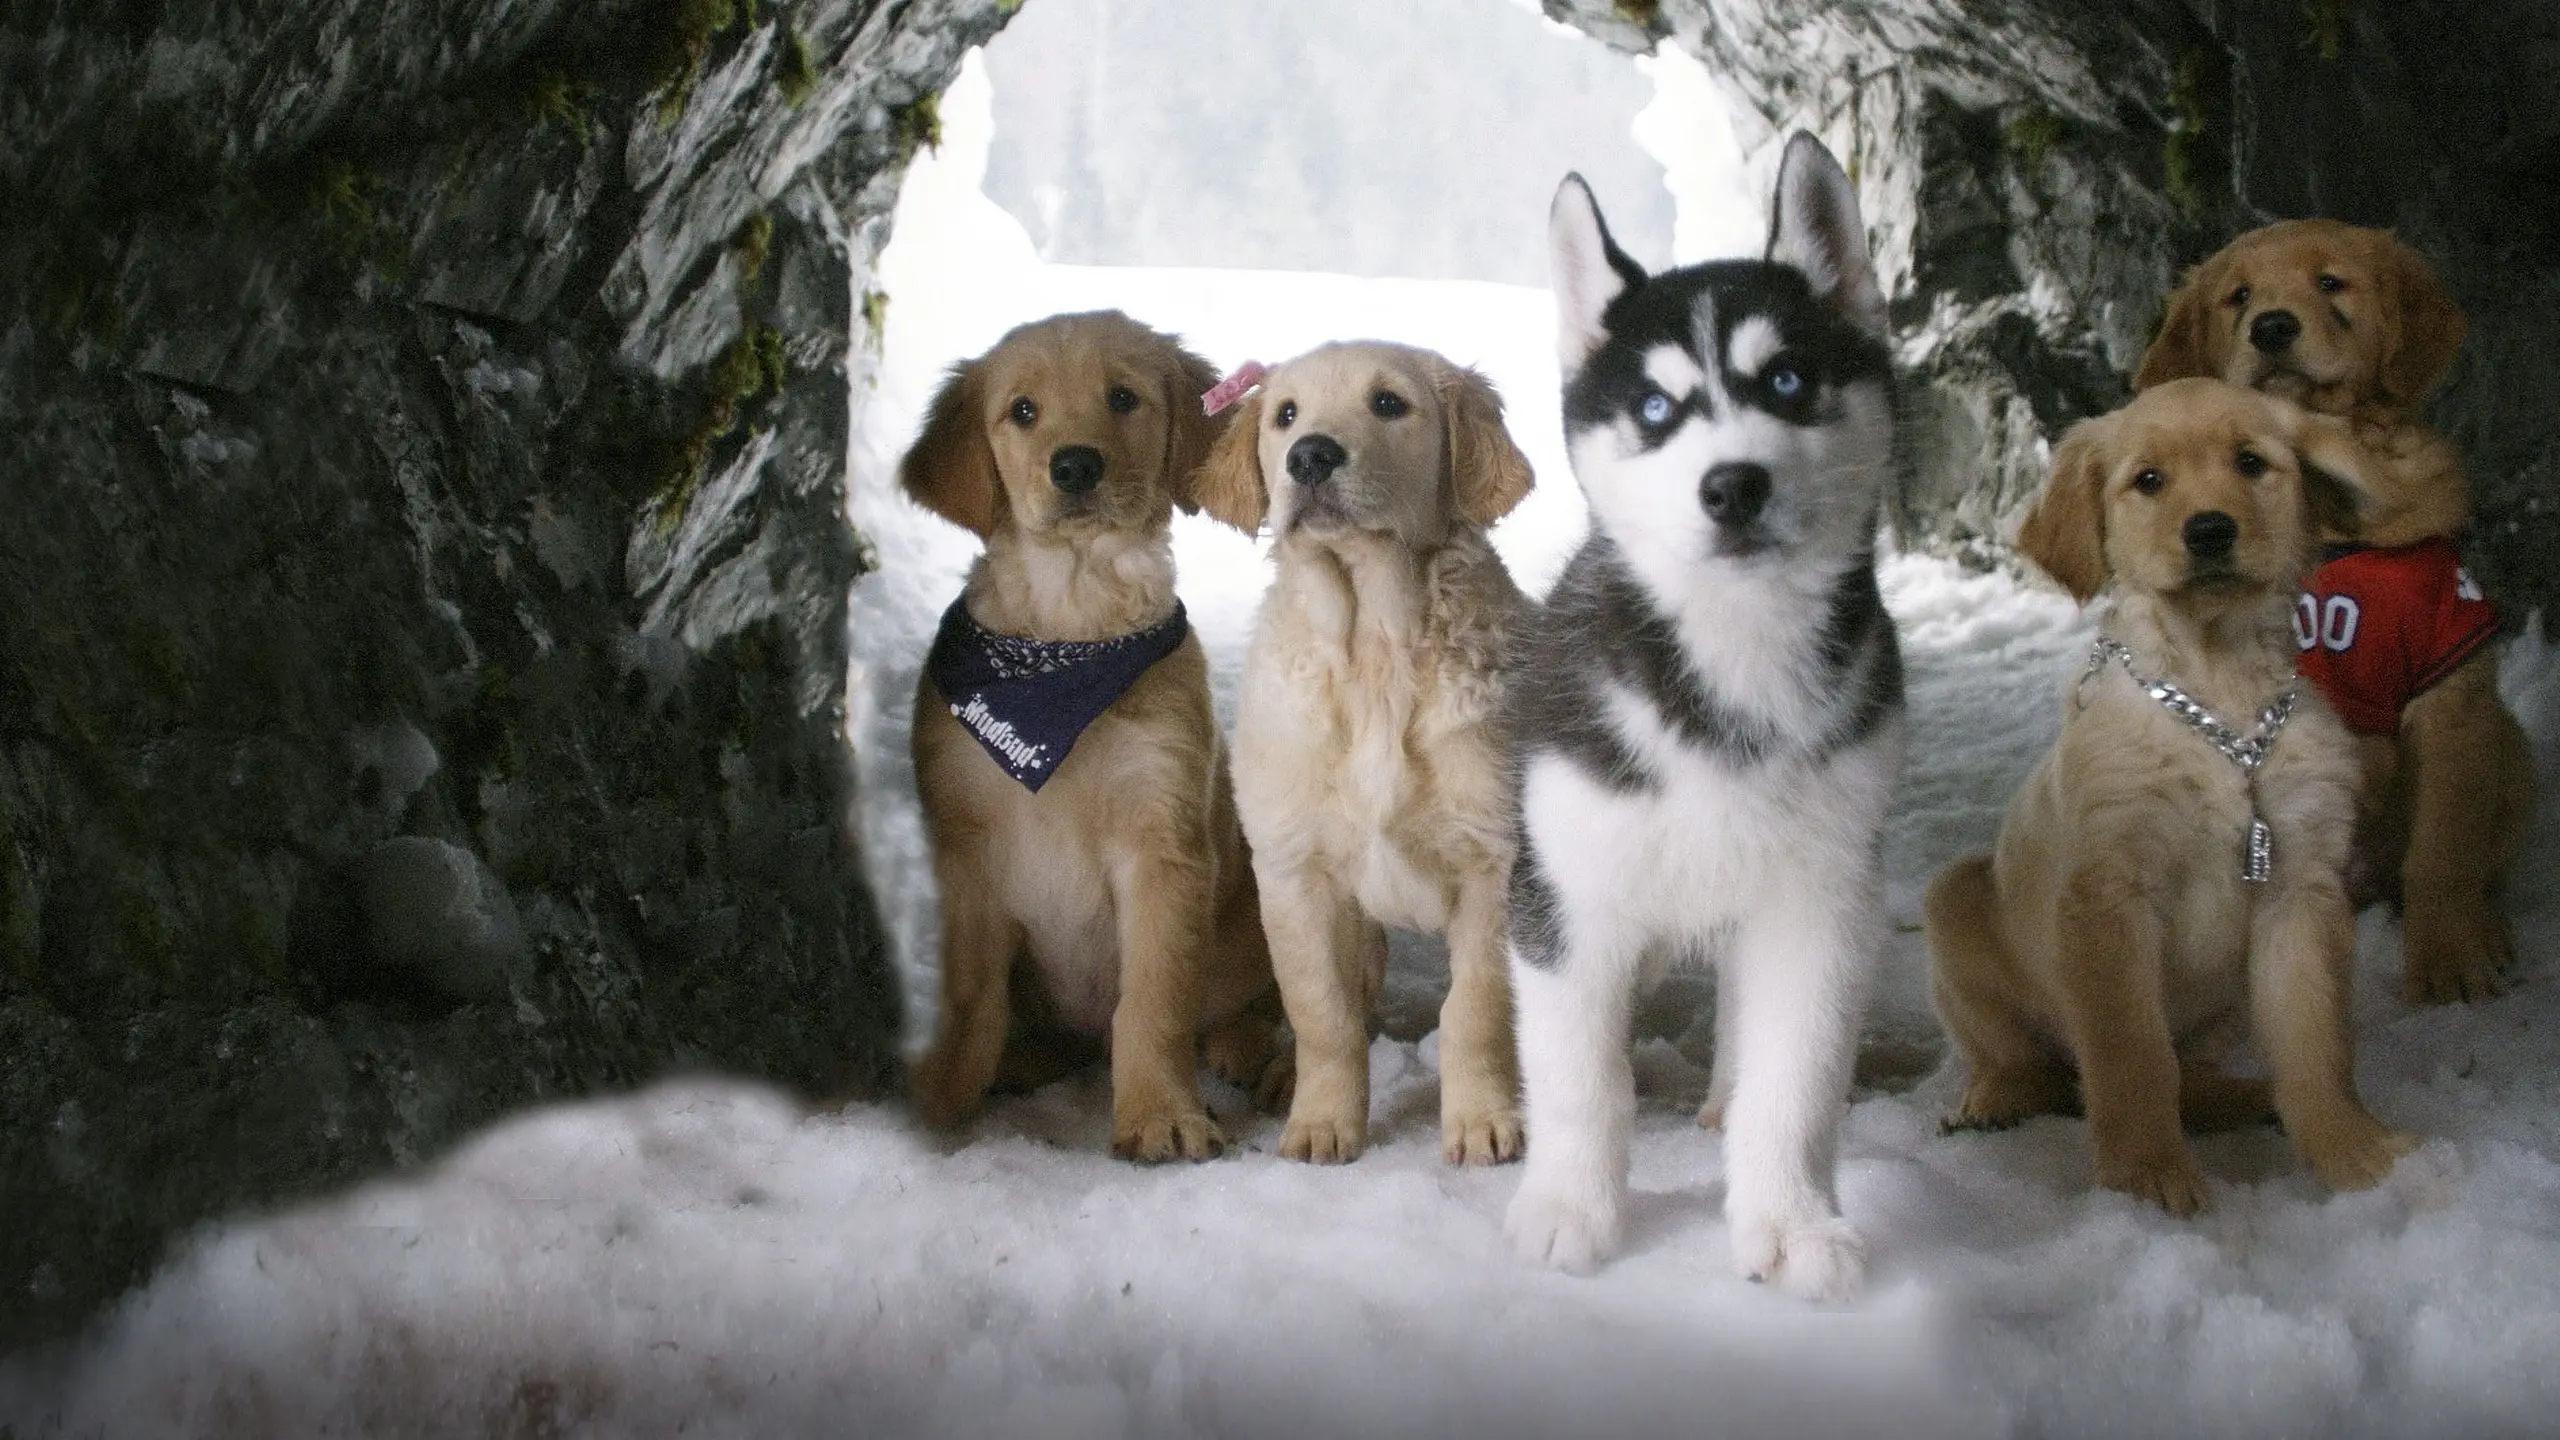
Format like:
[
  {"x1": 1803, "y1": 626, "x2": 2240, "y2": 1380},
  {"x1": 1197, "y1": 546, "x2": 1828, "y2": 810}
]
[
  {"x1": 2136, "y1": 219, "x2": 2533, "y2": 1004},
  {"x1": 1193, "y1": 342, "x2": 1534, "y2": 1165},
  {"x1": 899, "y1": 310, "x2": 1281, "y2": 1162},
  {"x1": 1926, "y1": 378, "x2": 2416, "y2": 1214}
]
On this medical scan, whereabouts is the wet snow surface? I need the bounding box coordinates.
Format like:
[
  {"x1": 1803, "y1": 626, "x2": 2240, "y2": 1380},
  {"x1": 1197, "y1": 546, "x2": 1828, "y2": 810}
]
[{"x1": 10, "y1": 47, "x2": 2560, "y2": 1440}]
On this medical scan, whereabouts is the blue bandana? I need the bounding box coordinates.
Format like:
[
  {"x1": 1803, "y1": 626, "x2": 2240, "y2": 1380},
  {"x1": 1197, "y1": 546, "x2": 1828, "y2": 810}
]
[{"x1": 923, "y1": 597, "x2": 1192, "y2": 792}]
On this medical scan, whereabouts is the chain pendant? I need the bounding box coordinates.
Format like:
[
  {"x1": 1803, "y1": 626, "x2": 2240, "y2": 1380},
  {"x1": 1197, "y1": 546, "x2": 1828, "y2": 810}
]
[{"x1": 2244, "y1": 815, "x2": 2274, "y2": 884}]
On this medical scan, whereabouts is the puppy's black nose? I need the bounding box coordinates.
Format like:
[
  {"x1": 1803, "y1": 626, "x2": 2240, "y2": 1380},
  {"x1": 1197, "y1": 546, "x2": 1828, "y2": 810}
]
[
  {"x1": 2249, "y1": 310, "x2": 2302, "y2": 356},
  {"x1": 1287, "y1": 434, "x2": 1347, "y2": 487},
  {"x1": 1049, "y1": 445, "x2": 1105, "y2": 495},
  {"x1": 1700, "y1": 463, "x2": 1771, "y2": 527},
  {"x1": 2183, "y1": 510, "x2": 2239, "y2": 559}
]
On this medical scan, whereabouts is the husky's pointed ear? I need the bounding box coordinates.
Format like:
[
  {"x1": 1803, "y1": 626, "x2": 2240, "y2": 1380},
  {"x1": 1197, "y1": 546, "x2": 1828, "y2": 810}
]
[
  {"x1": 2134, "y1": 257, "x2": 2219, "y2": 391},
  {"x1": 1766, "y1": 131, "x2": 1886, "y2": 340},
  {"x1": 1550, "y1": 174, "x2": 1645, "y2": 369},
  {"x1": 2283, "y1": 406, "x2": 2383, "y2": 542},
  {"x1": 2016, "y1": 417, "x2": 2114, "y2": 604},
  {"x1": 901, "y1": 358, "x2": 1000, "y2": 537},
  {"x1": 1160, "y1": 339, "x2": 1230, "y2": 514},
  {"x1": 1189, "y1": 390, "x2": 1268, "y2": 535},
  {"x1": 1436, "y1": 360, "x2": 1536, "y2": 529},
  {"x1": 2377, "y1": 235, "x2": 2466, "y2": 411}
]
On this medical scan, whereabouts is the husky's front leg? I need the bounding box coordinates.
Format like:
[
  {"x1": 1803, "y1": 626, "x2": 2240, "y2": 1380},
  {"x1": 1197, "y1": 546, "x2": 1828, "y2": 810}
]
[
  {"x1": 1505, "y1": 932, "x2": 1638, "y2": 1273},
  {"x1": 1718, "y1": 872, "x2": 1875, "y2": 1300}
]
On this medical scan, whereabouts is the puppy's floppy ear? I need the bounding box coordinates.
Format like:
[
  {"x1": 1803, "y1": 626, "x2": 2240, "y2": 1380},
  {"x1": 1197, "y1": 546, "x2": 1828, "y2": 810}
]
[
  {"x1": 2282, "y1": 406, "x2": 2380, "y2": 541},
  {"x1": 1189, "y1": 390, "x2": 1268, "y2": 534},
  {"x1": 1766, "y1": 130, "x2": 1887, "y2": 339},
  {"x1": 2016, "y1": 417, "x2": 2114, "y2": 604},
  {"x1": 1159, "y1": 340, "x2": 1230, "y2": 514},
  {"x1": 1436, "y1": 361, "x2": 1535, "y2": 529},
  {"x1": 2377, "y1": 235, "x2": 2467, "y2": 409},
  {"x1": 2134, "y1": 258, "x2": 2216, "y2": 391},
  {"x1": 1550, "y1": 174, "x2": 1645, "y2": 370},
  {"x1": 900, "y1": 359, "x2": 1000, "y2": 537}
]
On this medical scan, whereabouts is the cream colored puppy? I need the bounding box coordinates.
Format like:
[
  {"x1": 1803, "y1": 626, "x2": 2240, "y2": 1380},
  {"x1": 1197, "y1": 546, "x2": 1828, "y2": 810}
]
[
  {"x1": 1926, "y1": 378, "x2": 2416, "y2": 1213},
  {"x1": 1194, "y1": 342, "x2": 1535, "y2": 1164}
]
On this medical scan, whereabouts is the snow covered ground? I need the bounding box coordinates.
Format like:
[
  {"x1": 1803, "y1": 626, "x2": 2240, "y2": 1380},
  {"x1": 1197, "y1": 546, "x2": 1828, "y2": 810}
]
[{"x1": 10, "y1": 42, "x2": 2560, "y2": 1440}]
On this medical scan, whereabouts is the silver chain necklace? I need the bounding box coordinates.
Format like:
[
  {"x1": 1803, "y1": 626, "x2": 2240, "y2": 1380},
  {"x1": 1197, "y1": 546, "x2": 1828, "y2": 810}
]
[{"x1": 2085, "y1": 636, "x2": 2298, "y2": 883}]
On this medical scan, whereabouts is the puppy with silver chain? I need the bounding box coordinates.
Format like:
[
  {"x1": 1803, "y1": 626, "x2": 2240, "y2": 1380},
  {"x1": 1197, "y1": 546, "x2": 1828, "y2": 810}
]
[{"x1": 1926, "y1": 377, "x2": 2418, "y2": 1214}]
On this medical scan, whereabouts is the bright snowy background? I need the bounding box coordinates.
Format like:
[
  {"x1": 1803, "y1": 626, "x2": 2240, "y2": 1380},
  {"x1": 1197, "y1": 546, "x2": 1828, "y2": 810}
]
[{"x1": 8, "y1": 4, "x2": 2560, "y2": 1436}]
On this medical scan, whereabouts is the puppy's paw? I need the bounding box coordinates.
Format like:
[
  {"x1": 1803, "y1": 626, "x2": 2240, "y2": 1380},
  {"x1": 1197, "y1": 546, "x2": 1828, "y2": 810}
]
[
  {"x1": 1505, "y1": 1180, "x2": 1623, "y2": 1274},
  {"x1": 1694, "y1": 1099, "x2": 1726, "y2": 1132},
  {"x1": 907, "y1": 1055, "x2": 986, "y2": 1132},
  {"x1": 2096, "y1": 1148, "x2": 2211, "y2": 1216},
  {"x1": 1443, "y1": 1105, "x2": 1524, "y2": 1166},
  {"x1": 1202, "y1": 1014, "x2": 1294, "y2": 1112},
  {"x1": 1249, "y1": 1049, "x2": 1297, "y2": 1115},
  {"x1": 2403, "y1": 908, "x2": 2512, "y2": 1006},
  {"x1": 1279, "y1": 1109, "x2": 1365, "y2": 1164},
  {"x1": 1730, "y1": 1211, "x2": 1866, "y2": 1302},
  {"x1": 1111, "y1": 1105, "x2": 1226, "y2": 1164},
  {"x1": 1943, "y1": 1065, "x2": 2075, "y2": 1134},
  {"x1": 2302, "y1": 1119, "x2": 2418, "y2": 1192}
]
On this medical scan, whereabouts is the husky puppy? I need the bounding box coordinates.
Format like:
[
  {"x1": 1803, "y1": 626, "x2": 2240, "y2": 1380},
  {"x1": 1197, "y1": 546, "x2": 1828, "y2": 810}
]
[{"x1": 1504, "y1": 133, "x2": 1904, "y2": 1300}]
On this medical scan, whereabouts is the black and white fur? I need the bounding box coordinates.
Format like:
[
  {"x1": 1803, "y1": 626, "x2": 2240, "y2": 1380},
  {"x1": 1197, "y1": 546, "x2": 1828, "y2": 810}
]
[{"x1": 1503, "y1": 133, "x2": 1906, "y2": 1300}]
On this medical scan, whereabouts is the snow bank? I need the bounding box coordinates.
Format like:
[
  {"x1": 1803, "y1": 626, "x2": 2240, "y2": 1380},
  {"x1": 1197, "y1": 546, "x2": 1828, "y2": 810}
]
[{"x1": 8, "y1": 586, "x2": 2552, "y2": 1436}]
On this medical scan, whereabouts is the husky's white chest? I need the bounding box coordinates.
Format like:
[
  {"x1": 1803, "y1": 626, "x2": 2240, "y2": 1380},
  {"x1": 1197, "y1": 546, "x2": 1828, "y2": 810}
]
[{"x1": 1525, "y1": 679, "x2": 1903, "y2": 943}]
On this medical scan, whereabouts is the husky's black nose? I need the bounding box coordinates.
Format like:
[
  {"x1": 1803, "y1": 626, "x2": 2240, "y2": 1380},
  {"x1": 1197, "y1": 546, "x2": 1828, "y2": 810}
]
[
  {"x1": 1700, "y1": 463, "x2": 1771, "y2": 527},
  {"x1": 1287, "y1": 434, "x2": 1348, "y2": 487},
  {"x1": 2249, "y1": 310, "x2": 2302, "y2": 355},
  {"x1": 2183, "y1": 510, "x2": 2239, "y2": 559},
  {"x1": 1050, "y1": 445, "x2": 1105, "y2": 495}
]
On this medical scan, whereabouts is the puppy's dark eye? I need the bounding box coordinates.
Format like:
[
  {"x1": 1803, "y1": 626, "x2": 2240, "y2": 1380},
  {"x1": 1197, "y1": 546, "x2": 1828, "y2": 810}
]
[
  {"x1": 1370, "y1": 390, "x2": 1409, "y2": 419},
  {"x1": 1637, "y1": 390, "x2": 1675, "y2": 428},
  {"x1": 2236, "y1": 448, "x2": 2268, "y2": 478},
  {"x1": 1275, "y1": 400, "x2": 1297, "y2": 428},
  {"x1": 1008, "y1": 397, "x2": 1039, "y2": 427},
  {"x1": 1767, "y1": 366, "x2": 1804, "y2": 399},
  {"x1": 2132, "y1": 468, "x2": 2167, "y2": 496},
  {"x1": 2228, "y1": 284, "x2": 2251, "y2": 308},
  {"x1": 1106, "y1": 385, "x2": 1139, "y2": 414},
  {"x1": 2316, "y1": 274, "x2": 2345, "y2": 294}
]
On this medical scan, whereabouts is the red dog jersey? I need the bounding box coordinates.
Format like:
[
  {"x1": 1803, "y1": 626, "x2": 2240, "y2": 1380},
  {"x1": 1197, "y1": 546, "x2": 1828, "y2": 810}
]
[{"x1": 2294, "y1": 538, "x2": 2501, "y2": 735}]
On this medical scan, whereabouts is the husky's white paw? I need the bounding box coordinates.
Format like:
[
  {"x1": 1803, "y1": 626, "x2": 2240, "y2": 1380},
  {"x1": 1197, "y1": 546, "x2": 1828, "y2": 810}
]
[
  {"x1": 1731, "y1": 1210, "x2": 1865, "y2": 1301},
  {"x1": 1505, "y1": 1180, "x2": 1623, "y2": 1274}
]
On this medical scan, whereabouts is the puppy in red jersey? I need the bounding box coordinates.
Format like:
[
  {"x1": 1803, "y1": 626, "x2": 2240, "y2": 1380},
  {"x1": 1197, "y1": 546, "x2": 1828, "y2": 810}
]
[{"x1": 2137, "y1": 219, "x2": 2534, "y2": 1004}]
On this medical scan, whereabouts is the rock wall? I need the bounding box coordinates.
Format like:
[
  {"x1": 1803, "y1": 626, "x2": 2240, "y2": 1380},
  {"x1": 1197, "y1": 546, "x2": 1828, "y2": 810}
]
[
  {"x1": 0, "y1": 0, "x2": 1011, "y2": 1344},
  {"x1": 1545, "y1": 0, "x2": 2560, "y2": 615}
]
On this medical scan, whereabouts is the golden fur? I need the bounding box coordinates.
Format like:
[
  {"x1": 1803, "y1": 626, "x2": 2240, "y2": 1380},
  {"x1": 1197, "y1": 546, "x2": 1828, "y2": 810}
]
[
  {"x1": 900, "y1": 310, "x2": 1281, "y2": 1162},
  {"x1": 1195, "y1": 342, "x2": 1534, "y2": 1165},
  {"x1": 2137, "y1": 220, "x2": 2532, "y2": 1003},
  {"x1": 1927, "y1": 379, "x2": 2415, "y2": 1213}
]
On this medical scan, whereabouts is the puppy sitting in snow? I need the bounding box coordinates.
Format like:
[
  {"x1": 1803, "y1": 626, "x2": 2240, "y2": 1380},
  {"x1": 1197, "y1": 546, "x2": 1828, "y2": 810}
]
[
  {"x1": 2134, "y1": 219, "x2": 2532, "y2": 1005},
  {"x1": 1926, "y1": 378, "x2": 2416, "y2": 1214},
  {"x1": 1504, "y1": 133, "x2": 1905, "y2": 1299},
  {"x1": 900, "y1": 310, "x2": 1283, "y2": 1162},
  {"x1": 1194, "y1": 341, "x2": 1534, "y2": 1165}
]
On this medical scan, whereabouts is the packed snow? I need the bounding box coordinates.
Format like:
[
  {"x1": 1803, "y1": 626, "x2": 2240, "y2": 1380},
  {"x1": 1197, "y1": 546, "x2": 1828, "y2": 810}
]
[{"x1": 10, "y1": 35, "x2": 2560, "y2": 1440}]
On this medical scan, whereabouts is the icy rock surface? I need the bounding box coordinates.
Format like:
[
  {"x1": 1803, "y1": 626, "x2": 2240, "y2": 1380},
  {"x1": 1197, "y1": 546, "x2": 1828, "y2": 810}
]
[{"x1": 0, "y1": 0, "x2": 1015, "y2": 1343}]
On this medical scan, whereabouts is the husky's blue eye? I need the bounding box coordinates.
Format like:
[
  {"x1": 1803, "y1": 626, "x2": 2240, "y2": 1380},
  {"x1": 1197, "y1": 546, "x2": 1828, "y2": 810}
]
[
  {"x1": 1768, "y1": 367, "x2": 1803, "y2": 399},
  {"x1": 1638, "y1": 391, "x2": 1675, "y2": 427}
]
